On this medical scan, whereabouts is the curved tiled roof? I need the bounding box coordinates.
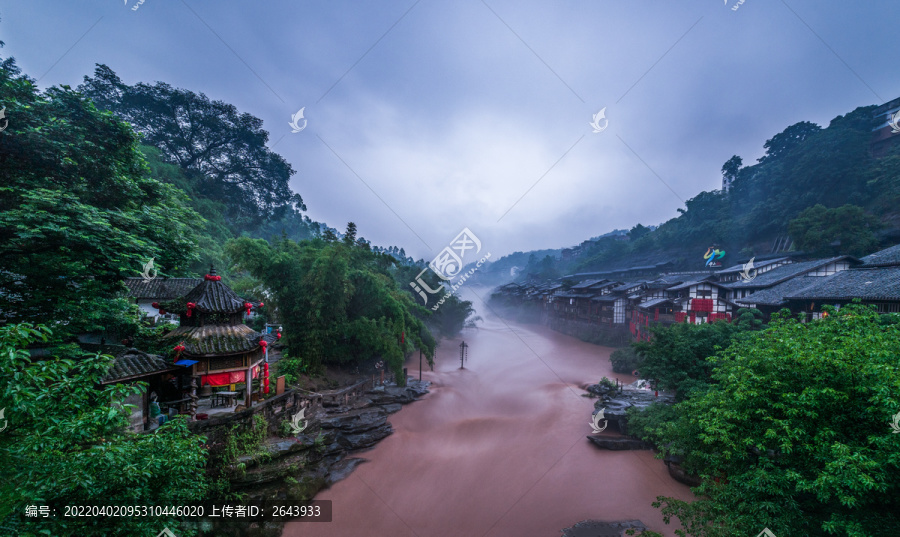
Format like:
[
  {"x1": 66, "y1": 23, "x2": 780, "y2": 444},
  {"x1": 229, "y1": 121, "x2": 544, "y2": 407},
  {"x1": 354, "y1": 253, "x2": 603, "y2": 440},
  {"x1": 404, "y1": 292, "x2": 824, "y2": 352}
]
[
  {"x1": 733, "y1": 276, "x2": 821, "y2": 307},
  {"x1": 784, "y1": 266, "x2": 900, "y2": 301},
  {"x1": 124, "y1": 277, "x2": 203, "y2": 299},
  {"x1": 183, "y1": 274, "x2": 245, "y2": 314},
  {"x1": 165, "y1": 324, "x2": 266, "y2": 357},
  {"x1": 721, "y1": 257, "x2": 855, "y2": 290},
  {"x1": 862, "y1": 244, "x2": 900, "y2": 267},
  {"x1": 102, "y1": 348, "x2": 178, "y2": 384}
]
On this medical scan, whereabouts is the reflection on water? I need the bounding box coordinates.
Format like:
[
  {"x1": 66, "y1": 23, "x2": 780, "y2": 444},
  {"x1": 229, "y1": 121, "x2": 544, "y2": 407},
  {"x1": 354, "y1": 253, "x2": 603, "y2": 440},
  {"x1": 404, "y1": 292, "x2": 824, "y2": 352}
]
[{"x1": 285, "y1": 287, "x2": 693, "y2": 537}]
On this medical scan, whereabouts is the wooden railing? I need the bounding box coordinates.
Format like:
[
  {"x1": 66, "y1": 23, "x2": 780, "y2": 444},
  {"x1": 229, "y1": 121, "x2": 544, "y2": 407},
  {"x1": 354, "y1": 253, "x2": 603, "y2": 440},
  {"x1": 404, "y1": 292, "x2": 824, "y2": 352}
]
[{"x1": 187, "y1": 379, "x2": 373, "y2": 452}]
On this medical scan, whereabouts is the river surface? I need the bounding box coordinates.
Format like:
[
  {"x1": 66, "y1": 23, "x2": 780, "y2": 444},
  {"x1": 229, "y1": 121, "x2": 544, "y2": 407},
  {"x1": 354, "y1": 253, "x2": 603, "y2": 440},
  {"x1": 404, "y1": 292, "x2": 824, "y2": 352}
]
[{"x1": 285, "y1": 287, "x2": 693, "y2": 537}]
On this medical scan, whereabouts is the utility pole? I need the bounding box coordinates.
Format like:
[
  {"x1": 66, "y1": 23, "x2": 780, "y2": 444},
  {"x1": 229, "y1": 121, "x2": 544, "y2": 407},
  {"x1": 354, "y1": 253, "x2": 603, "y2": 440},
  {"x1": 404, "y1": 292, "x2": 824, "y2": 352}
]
[
  {"x1": 459, "y1": 341, "x2": 468, "y2": 369},
  {"x1": 419, "y1": 349, "x2": 422, "y2": 381}
]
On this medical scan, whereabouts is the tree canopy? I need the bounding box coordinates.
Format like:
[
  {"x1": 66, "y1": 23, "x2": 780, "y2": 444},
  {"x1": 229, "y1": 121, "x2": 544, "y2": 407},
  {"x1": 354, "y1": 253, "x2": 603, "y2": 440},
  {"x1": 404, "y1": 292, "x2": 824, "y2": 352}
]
[
  {"x1": 0, "y1": 324, "x2": 210, "y2": 536},
  {"x1": 225, "y1": 226, "x2": 440, "y2": 377},
  {"x1": 788, "y1": 203, "x2": 880, "y2": 257},
  {"x1": 0, "y1": 57, "x2": 200, "y2": 339},
  {"x1": 79, "y1": 64, "x2": 302, "y2": 227},
  {"x1": 651, "y1": 304, "x2": 900, "y2": 536}
]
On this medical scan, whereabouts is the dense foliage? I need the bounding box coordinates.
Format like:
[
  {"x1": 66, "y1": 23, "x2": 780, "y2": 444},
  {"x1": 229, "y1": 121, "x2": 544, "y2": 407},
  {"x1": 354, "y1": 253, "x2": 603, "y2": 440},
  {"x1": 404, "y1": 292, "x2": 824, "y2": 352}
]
[
  {"x1": 0, "y1": 324, "x2": 210, "y2": 536},
  {"x1": 631, "y1": 309, "x2": 763, "y2": 400},
  {"x1": 788, "y1": 203, "x2": 880, "y2": 257},
  {"x1": 609, "y1": 346, "x2": 643, "y2": 375},
  {"x1": 79, "y1": 64, "x2": 303, "y2": 227},
  {"x1": 651, "y1": 304, "x2": 900, "y2": 536},
  {"x1": 226, "y1": 226, "x2": 439, "y2": 379},
  {"x1": 0, "y1": 57, "x2": 200, "y2": 340}
]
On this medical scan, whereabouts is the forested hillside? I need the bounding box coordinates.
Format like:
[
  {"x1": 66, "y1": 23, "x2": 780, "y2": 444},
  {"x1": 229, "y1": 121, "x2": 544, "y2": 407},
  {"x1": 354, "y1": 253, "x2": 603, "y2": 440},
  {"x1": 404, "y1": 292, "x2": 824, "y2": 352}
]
[
  {"x1": 493, "y1": 105, "x2": 900, "y2": 281},
  {"x1": 0, "y1": 56, "x2": 476, "y2": 348}
]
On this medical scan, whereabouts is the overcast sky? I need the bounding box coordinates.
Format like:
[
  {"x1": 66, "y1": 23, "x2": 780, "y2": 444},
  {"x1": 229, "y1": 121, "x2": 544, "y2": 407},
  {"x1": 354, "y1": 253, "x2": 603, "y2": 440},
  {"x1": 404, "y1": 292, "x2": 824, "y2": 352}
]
[{"x1": 2, "y1": 1, "x2": 898, "y2": 261}]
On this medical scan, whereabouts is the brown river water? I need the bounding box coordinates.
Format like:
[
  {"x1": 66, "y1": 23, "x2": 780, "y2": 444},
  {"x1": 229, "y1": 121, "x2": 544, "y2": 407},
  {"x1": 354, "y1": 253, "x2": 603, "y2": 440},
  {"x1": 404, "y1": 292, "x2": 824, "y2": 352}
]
[{"x1": 285, "y1": 288, "x2": 693, "y2": 537}]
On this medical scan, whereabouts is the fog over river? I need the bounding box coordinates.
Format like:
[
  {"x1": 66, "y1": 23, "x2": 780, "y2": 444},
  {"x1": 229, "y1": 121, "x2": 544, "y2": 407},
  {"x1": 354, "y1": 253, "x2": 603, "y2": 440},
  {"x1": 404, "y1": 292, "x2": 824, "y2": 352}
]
[{"x1": 286, "y1": 287, "x2": 693, "y2": 537}]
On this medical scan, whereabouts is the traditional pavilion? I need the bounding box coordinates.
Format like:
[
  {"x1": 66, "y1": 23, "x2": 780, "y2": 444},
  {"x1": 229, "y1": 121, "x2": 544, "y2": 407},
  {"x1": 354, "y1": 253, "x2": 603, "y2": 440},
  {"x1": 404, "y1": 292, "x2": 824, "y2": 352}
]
[{"x1": 161, "y1": 268, "x2": 273, "y2": 408}]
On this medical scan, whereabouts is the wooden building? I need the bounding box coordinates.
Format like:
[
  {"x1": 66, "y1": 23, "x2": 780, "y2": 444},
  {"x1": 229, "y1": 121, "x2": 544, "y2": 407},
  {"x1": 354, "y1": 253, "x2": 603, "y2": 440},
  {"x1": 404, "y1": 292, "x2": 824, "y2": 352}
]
[{"x1": 163, "y1": 269, "x2": 272, "y2": 407}]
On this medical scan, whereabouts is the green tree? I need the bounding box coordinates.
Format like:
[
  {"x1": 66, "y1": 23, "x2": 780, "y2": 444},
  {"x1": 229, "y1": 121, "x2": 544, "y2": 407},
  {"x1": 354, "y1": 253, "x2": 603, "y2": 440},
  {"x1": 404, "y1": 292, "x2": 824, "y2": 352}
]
[
  {"x1": 653, "y1": 304, "x2": 900, "y2": 536},
  {"x1": 629, "y1": 223, "x2": 652, "y2": 241},
  {"x1": 758, "y1": 120, "x2": 821, "y2": 164},
  {"x1": 0, "y1": 324, "x2": 210, "y2": 536},
  {"x1": 79, "y1": 64, "x2": 302, "y2": 226},
  {"x1": 225, "y1": 236, "x2": 436, "y2": 377},
  {"x1": 789, "y1": 204, "x2": 880, "y2": 257},
  {"x1": 0, "y1": 57, "x2": 199, "y2": 340},
  {"x1": 343, "y1": 222, "x2": 358, "y2": 246},
  {"x1": 633, "y1": 309, "x2": 762, "y2": 400},
  {"x1": 720, "y1": 155, "x2": 742, "y2": 190}
]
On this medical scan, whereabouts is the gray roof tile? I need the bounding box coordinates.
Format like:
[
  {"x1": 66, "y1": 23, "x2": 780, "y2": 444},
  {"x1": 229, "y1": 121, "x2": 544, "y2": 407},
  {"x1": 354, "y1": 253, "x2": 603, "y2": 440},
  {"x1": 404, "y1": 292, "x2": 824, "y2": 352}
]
[
  {"x1": 102, "y1": 349, "x2": 178, "y2": 383},
  {"x1": 784, "y1": 266, "x2": 900, "y2": 301},
  {"x1": 124, "y1": 277, "x2": 203, "y2": 299}
]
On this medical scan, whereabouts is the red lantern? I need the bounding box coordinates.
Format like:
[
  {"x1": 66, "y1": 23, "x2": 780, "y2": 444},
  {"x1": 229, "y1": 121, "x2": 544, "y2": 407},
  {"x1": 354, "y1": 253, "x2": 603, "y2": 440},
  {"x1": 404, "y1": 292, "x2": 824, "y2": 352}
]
[
  {"x1": 159, "y1": 309, "x2": 167, "y2": 315},
  {"x1": 276, "y1": 331, "x2": 282, "y2": 340},
  {"x1": 401, "y1": 331, "x2": 405, "y2": 344},
  {"x1": 263, "y1": 363, "x2": 270, "y2": 394},
  {"x1": 151, "y1": 302, "x2": 159, "y2": 309},
  {"x1": 173, "y1": 342, "x2": 186, "y2": 357},
  {"x1": 186, "y1": 302, "x2": 196, "y2": 318},
  {"x1": 258, "y1": 302, "x2": 264, "y2": 308},
  {"x1": 259, "y1": 340, "x2": 268, "y2": 350},
  {"x1": 244, "y1": 302, "x2": 252, "y2": 316}
]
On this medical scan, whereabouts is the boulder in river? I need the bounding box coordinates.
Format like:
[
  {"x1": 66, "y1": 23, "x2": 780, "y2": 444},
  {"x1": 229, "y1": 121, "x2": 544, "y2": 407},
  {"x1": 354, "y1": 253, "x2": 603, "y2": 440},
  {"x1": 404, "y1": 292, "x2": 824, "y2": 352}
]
[
  {"x1": 560, "y1": 519, "x2": 649, "y2": 537},
  {"x1": 586, "y1": 435, "x2": 653, "y2": 451}
]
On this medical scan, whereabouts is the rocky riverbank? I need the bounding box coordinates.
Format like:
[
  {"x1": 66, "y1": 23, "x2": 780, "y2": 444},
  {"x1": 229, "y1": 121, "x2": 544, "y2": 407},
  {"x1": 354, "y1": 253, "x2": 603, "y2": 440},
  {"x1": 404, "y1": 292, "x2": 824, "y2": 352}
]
[{"x1": 193, "y1": 380, "x2": 430, "y2": 536}]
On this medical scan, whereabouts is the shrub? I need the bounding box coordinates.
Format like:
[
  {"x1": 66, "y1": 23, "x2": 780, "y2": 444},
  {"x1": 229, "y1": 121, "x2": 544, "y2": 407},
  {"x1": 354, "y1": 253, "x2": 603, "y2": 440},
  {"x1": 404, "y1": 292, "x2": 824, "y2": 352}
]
[{"x1": 610, "y1": 345, "x2": 643, "y2": 374}]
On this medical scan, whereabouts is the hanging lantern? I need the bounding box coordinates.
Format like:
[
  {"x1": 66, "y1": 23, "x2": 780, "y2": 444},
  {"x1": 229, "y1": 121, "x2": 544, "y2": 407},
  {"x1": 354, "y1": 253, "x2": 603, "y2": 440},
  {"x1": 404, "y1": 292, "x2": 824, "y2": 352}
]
[
  {"x1": 259, "y1": 340, "x2": 268, "y2": 350},
  {"x1": 244, "y1": 302, "x2": 253, "y2": 316},
  {"x1": 186, "y1": 302, "x2": 197, "y2": 318},
  {"x1": 276, "y1": 330, "x2": 282, "y2": 340},
  {"x1": 151, "y1": 302, "x2": 159, "y2": 309},
  {"x1": 258, "y1": 302, "x2": 264, "y2": 308},
  {"x1": 263, "y1": 363, "x2": 270, "y2": 394},
  {"x1": 173, "y1": 342, "x2": 186, "y2": 358},
  {"x1": 159, "y1": 308, "x2": 167, "y2": 315}
]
